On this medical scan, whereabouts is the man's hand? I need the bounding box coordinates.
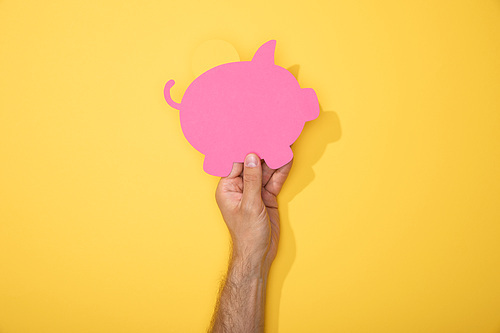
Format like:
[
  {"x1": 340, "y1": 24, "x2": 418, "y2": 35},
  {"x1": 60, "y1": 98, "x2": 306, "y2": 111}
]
[
  {"x1": 210, "y1": 153, "x2": 292, "y2": 333},
  {"x1": 215, "y1": 153, "x2": 293, "y2": 271}
]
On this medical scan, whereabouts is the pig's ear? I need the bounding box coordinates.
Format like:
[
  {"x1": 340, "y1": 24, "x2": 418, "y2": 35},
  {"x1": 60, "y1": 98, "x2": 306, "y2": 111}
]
[{"x1": 252, "y1": 40, "x2": 276, "y2": 65}]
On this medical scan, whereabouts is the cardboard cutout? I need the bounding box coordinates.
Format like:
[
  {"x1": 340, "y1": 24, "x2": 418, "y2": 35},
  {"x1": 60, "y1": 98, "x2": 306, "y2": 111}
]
[{"x1": 164, "y1": 40, "x2": 319, "y2": 177}]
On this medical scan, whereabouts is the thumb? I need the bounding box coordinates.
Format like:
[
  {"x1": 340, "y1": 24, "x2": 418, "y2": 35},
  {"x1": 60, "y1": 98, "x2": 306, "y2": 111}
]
[{"x1": 242, "y1": 153, "x2": 262, "y2": 206}]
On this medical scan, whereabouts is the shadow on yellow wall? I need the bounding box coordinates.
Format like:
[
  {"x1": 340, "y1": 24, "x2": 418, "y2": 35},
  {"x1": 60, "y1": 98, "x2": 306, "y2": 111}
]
[{"x1": 266, "y1": 64, "x2": 342, "y2": 332}]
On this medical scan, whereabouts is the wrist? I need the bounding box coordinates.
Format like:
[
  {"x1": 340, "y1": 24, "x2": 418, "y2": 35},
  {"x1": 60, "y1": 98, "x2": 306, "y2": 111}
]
[{"x1": 230, "y1": 250, "x2": 270, "y2": 280}]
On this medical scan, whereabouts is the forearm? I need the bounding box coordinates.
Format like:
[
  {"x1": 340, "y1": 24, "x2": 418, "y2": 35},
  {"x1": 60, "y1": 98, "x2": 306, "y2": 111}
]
[{"x1": 209, "y1": 252, "x2": 270, "y2": 333}]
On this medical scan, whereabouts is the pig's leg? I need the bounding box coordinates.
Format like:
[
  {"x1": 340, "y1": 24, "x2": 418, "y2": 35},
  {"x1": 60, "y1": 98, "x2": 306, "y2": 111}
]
[
  {"x1": 264, "y1": 146, "x2": 294, "y2": 170},
  {"x1": 203, "y1": 155, "x2": 233, "y2": 177}
]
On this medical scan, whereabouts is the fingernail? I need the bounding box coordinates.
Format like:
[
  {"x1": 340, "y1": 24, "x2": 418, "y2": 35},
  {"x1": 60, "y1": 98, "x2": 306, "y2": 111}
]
[{"x1": 245, "y1": 154, "x2": 258, "y2": 168}]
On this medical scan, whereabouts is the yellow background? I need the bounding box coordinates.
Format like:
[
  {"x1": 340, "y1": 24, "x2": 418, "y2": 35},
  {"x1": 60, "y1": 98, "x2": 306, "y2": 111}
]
[{"x1": 1, "y1": 0, "x2": 500, "y2": 332}]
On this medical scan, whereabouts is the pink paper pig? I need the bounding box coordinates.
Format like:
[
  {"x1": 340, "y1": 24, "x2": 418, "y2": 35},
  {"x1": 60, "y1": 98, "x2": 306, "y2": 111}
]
[{"x1": 164, "y1": 40, "x2": 319, "y2": 177}]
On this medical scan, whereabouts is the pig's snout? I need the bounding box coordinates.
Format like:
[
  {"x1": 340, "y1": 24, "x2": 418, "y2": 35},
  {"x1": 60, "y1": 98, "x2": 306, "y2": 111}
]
[{"x1": 300, "y1": 88, "x2": 320, "y2": 121}]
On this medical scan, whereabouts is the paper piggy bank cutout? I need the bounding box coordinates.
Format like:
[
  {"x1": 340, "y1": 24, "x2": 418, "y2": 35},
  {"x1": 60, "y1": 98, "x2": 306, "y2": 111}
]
[{"x1": 164, "y1": 40, "x2": 319, "y2": 177}]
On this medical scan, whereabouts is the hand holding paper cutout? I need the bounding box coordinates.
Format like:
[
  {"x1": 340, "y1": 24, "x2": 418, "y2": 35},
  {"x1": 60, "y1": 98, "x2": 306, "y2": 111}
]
[{"x1": 164, "y1": 40, "x2": 319, "y2": 177}]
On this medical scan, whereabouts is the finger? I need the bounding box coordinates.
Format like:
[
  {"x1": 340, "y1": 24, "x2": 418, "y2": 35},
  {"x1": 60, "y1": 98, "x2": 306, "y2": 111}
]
[
  {"x1": 262, "y1": 160, "x2": 276, "y2": 187},
  {"x1": 241, "y1": 153, "x2": 263, "y2": 206},
  {"x1": 265, "y1": 158, "x2": 293, "y2": 196},
  {"x1": 225, "y1": 162, "x2": 244, "y2": 179}
]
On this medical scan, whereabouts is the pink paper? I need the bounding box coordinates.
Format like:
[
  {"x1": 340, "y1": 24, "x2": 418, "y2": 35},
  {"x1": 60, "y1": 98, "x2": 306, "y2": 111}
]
[{"x1": 164, "y1": 40, "x2": 319, "y2": 177}]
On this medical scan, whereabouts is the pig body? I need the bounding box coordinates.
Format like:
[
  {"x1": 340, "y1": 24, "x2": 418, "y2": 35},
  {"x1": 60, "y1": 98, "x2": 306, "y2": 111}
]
[{"x1": 164, "y1": 40, "x2": 319, "y2": 177}]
